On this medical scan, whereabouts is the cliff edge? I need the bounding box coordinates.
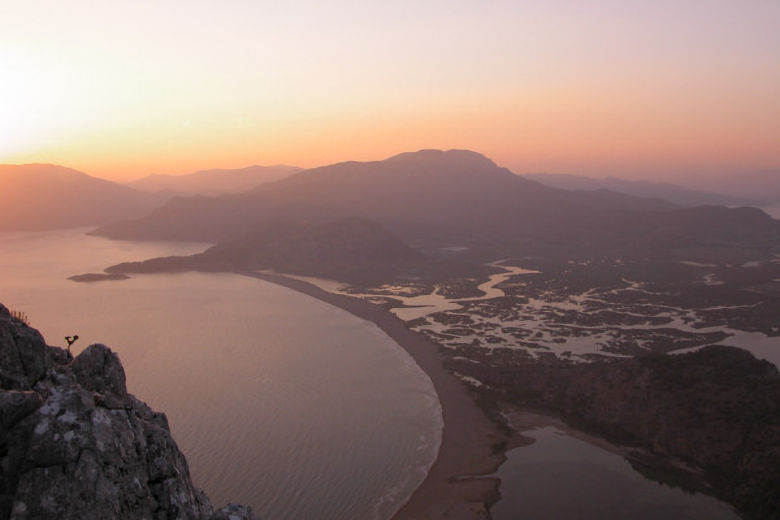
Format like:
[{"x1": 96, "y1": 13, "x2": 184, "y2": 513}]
[{"x1": 0, "y1": 304, "x2": 257, "y2": 520}]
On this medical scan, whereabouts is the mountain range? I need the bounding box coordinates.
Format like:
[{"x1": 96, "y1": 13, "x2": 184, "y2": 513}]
[
  {"x1": 703, "y1": 170, "x2": 780, "y2": 203},
  {"x1": 523, "y1": 173, "x2": 759, "y2": 207},
  {"x1": 0, "y1": 163, "x2": 300, "y2": 231},
  {"x1": 4, "y1": 152, "x2": 778, "y2": 265},
  {"x1": 93, "y1": 150, "x2": 675, "y2": 246},
  {"x1": 0, "y1": 164, "x2": 168, "y2": 231},
  {"x1": 92, "y1": 150, "x2": 780, "y2": 263},
  {"x1": 126, "y1": 165, "x2": 301, "y2": 195}
]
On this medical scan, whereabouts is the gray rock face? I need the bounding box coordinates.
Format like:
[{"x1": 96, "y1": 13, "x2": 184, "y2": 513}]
[{"x1": 0, "y1": 304, "x2": 257, "y2": 520}]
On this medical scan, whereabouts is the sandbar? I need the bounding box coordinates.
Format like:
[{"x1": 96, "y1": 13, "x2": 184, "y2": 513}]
[{"x1": 242, "y1": 272, "x2": 508, "y2": 519}]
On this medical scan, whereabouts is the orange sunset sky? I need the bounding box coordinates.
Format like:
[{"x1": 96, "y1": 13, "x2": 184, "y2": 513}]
[{"x1": 1, "y1": 0, "x2": 779, "y2": 182}]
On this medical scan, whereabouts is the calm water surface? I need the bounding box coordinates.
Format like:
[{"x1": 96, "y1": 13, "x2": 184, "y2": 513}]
[
  {"x1": 0, "y1": 228, "x2": 442, "y2": 520},
  {"x1": 492, "y1": 427, "x2": 738, "y2": 520}
]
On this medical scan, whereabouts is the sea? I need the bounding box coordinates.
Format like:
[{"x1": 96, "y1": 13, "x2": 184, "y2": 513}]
[{"x1": 0, "y1": 228, "x2": 442, "y2": 520}]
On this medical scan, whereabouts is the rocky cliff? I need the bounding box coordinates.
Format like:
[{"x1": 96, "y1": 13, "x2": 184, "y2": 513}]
[{"x1": 0, "y1": 304, "x2": 257, "y2": 520}]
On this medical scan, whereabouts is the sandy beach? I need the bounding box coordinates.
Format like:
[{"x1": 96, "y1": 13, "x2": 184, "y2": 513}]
[{"x1": 244, "y1": 272, "x2": 508, "y2": 519}]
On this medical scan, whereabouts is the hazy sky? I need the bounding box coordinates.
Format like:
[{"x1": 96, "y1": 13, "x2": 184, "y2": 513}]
[{"x1": 1, "y1": 0, "x2": 779, "y2": 181}]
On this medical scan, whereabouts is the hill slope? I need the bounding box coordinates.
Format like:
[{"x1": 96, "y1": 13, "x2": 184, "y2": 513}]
[
  {"x1": 0, "y1": 164, "x2": 169, "y2": 231},
  {"x1": 106, "y1": 217, "x2": 428, "y2": 283}
]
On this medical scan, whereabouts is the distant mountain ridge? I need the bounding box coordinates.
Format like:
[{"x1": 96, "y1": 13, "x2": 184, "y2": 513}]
[
  {"x1": 127, "y1": 164, "x2": 302, "y2": 195},
  {"x1": 93, "y1": 149, "x2": 780, "y2": 263},
  {"x1": 93, "y1": 149, "x2": 678, "y2": 250},
  {"x1": 523, "y1": 172, "x2": 760, "y2": 207},
  {"x1": 8, "y1": 152, "x2": 778, "y2": 264},
  {"x1": 0, "y1": 164, "x2": 170, "y2": 231},
  {"x1": 57, "y1": 148, "x2": 779, "y2": 294},
  {"x1": 703, "y1": 170, "x2": 780, "y2": 204}
]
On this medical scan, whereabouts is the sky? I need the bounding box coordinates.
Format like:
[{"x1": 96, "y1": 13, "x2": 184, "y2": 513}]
[{"x1": 1, "y1": 0, "x2": 779, "y2": 183}]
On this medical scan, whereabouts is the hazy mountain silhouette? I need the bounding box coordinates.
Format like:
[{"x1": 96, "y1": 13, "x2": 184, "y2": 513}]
[
  {"x1": 0, "y1": 164, "x2": 170, "y2": 231},
  {"x1": 93, "y1": 149, "x2": 676, "y2": 246},
  {"x1": 106, "y1": 217, "x2": 427, "y2": 283},
  {"x1": 701, "y1": 170, "x2": 780, "y2": 203},
  {"x1": 524, "y1": 173, "x2": 759, "y2": 207},
  {"x1": 127, "y1": 164, "x2": 302, "y2": 195},
  {"x1": 622, "y1": 205, "x2": 780, "y2": 250}
]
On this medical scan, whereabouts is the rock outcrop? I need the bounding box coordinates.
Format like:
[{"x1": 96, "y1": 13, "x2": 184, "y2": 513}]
[{"x1": 0, "y1": 304, "x2": 257, "y2": 520}]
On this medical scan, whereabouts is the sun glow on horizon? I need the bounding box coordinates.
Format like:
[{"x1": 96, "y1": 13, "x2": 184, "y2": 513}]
[{"x1": 2, "y1": 0, "x2": 779, "y2": 183}]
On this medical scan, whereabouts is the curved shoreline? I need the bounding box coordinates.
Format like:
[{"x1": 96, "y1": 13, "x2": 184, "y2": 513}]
[{"x1": 243, "y1": 272, "x2": 508, "y2": 519}]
